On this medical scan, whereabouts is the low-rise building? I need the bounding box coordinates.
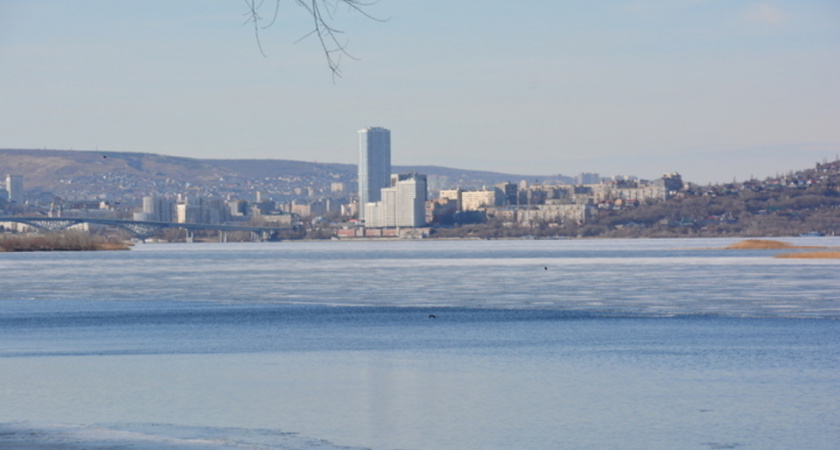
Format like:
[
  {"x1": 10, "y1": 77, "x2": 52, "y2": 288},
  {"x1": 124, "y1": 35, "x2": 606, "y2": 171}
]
[{"x1": 461, "y1": 189, "x2": 496, "y2": 211}]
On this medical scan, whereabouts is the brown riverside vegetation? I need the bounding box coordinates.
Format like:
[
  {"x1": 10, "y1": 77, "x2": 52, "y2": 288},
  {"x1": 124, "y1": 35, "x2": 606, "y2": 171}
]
[
  {"x1": 724, "y1": 239, "x2": 827, "y2": 250},
  {"x1": 725, "y1": 239, "x2": 797, "y2": 249},
  {"x1": 0, "y1": 231, "x2": 131, "y2": 252},
  {"x1": 722, "y1": 239, "x2": 840, "y2": 258},
  {"x1": 774, "y1": 251, "x2": 840, "y2": 259}
]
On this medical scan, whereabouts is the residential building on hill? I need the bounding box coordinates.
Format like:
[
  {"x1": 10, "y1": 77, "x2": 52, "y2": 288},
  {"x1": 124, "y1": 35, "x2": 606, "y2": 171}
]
[{"x1": 461, "y1": 189, "x2": 497, "y2": 211}]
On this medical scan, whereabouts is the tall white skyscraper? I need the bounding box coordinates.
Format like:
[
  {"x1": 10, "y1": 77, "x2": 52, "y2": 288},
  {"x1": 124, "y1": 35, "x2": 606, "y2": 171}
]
[{"x1": 358, "y1": 127, "x2": 391, "y2": 221}]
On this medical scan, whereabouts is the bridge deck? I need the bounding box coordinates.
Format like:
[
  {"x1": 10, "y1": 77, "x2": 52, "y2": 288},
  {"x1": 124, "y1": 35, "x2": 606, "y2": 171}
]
[{"x1": 0, "y1": 216, "x2": 292, "y2": 239}]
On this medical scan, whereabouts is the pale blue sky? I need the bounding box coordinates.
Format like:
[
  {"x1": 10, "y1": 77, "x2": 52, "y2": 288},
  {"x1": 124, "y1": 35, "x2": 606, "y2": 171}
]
[{"x1": 1, "y1": 1, "x2": 838, "y2": 184}]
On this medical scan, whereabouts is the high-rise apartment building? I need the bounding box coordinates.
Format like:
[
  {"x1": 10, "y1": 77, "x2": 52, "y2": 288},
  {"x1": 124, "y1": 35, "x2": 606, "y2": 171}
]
[
  {"x1": 358, "y1": 127, "x2": 391, "y2": 221},
  {"x1": 149, "y1": 196, "x2": 175, "y2": 222},
  {"x1": 391, "y1": 173, "x2": 427, "y2": 227},
  {"x1": 5, "y1": 174, "x2": 23, "y2": 204},
  {"x1": 174, "y1": 197, "x2": 228, "y2": 224},
  {"x1": 495, "y1": 182, "x2": 518, "y2": 206},
  {"x1": 577, "y1": 172, "x2": 601, "y2": 185},
  {"x1": 364, "y1": 173, "x2": 427, "y2": 228}
]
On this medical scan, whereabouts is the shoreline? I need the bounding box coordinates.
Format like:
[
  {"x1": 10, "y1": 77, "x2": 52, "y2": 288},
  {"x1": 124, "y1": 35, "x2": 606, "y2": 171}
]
[
  {"x1": 0, "y1": 233, "x2": 131, "y2": 252},
  {"x1": 4, "y1": 234, "x2": 839, "y2": 253}
]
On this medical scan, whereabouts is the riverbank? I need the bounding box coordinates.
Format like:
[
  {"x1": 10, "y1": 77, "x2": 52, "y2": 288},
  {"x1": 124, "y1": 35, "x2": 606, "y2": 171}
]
[{"x1": 0, "y1": 232, "x2": 130, "y2": 252}]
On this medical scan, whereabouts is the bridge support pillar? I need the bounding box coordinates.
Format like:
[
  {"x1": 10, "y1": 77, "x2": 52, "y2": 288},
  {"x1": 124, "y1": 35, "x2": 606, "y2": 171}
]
[
  {"x1": 186, "y1": 229, "x2": 194, "y2": 243},
  {"x1": 219, "y1": 230, "x2": 229, "y2": 243}
]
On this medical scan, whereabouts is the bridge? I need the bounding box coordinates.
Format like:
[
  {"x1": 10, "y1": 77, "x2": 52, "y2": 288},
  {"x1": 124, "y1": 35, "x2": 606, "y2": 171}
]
[{"x1": 0, "y1": 216, "x2": 292, "y2": 242}]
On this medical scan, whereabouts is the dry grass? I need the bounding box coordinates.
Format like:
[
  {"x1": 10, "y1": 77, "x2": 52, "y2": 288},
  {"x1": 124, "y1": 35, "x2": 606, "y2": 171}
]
[
  {"x1": 724, "y1": 239, "x2": 839, "y2": 258},
  {"x1": 93, "y1": 242, "x2": 133, "y2": 251},
  {"x1": 774, "y1": 251, "x2": 840, "y2": 259},
  {"x1": 0, "y1": 232, "x2": 130, "y2": 252},
  {"x1": 725, "y1": 239, "x2": 828, "y2": 250},
  {"x1": 725, "y1": 239, "x2": 796, "y2": 249}
]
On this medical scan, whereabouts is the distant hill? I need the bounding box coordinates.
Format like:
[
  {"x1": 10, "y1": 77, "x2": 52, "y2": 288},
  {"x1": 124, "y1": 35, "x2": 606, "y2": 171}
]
[
  {"x1": 0, "y1": 149, "x2": 234, "y2": 192},
  {"x1": 0, "y1": 149, "x2": 561, "y2": 202},
  {"x1": 191, "y1": 160, "x2": 564, "y2": 186},
  {"x1": 393, "y1": 165, "x2": 572, "y2": 186},
  {"x1": 206, "y1": 159, "x2": 356, "y2": 179}
]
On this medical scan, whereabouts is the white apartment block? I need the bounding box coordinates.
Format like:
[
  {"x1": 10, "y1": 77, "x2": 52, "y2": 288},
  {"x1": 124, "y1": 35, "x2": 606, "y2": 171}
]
[
  {"x1": 439, "y1": 188, "x2": 462, "y2": 211},
  {"x1": 134, "y1": 196, "x2": 174, "y2": 222},
  {"x1": 461, "y1": 189, "x2": 497, "y2": 211},
  {"x1": 175, "y1": 197, "x2": 228, "y2": 224},
  {"x1": 5, "y1": 174, "x2": 23, "y2": 203},
  {"x1": 365, "y1": 173, "x2": 427, "y2": 228},
  {"x1": 589, "y1": 184, "x2": 667, "y2": 203},
  {"x1": 516, "y1": 203, "x2": 594, "y2": 225}
]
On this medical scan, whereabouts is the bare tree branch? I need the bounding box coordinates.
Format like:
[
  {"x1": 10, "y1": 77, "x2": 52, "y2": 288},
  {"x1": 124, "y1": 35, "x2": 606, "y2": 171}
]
[
  {"x1": 245, "y1": 0, "x2": 387, "y2": 79},
  {"x1": 243, "y1": 0, "x2": 269, "y2": 57}
]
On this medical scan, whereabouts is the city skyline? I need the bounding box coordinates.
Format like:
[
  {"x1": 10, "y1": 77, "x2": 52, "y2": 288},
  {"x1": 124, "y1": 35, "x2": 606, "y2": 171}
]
[
  {"x1": 1, "y1": 1, "x2": 838, "y2": 184},
  {"x1": 2, "y1": 148, "x2": 838, "y2": 240}
]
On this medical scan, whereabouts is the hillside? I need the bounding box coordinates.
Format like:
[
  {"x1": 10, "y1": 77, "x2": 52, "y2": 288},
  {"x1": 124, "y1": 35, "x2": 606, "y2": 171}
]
[
  {"x1": 432, "y1": 159, "x2": 840, "y2": 239},
  {"x1": 206, "y1": 159, "x2": 356, "y2": 179},
  {"x1": 0, "y1": 149, "x2": 234, "y2": 192},
  {"x1": 0, "y1": 149, "x2": 551, "y2": 203}
]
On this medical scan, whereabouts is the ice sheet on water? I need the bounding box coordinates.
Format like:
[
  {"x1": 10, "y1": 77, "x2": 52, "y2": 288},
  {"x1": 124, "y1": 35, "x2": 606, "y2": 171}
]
[
  {"x1": 0, "y1": 422, "x2": 367, "y2": 450},
  {"x1": 3, "y1": 237, "x2": 839, "y2": 318}
]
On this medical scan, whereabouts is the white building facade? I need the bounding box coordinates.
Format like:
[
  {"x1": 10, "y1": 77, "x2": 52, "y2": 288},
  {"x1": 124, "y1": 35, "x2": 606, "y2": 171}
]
[
  {"x1": 365, "y1": 173, "x2": 427, "y2": 228},
  {"x1": 461, "y1": 189, "x2": 497, "y2": 211},
  {"x1": 5, "y1": 174, "x2": 23, "y2": 203},
  {"x1": 134, "y1": 196, "x2": 174, "y2": 222}
]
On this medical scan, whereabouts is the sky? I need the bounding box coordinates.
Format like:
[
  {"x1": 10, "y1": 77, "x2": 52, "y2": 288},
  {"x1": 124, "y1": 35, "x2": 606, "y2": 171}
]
[{"x1": 1, "y1": 1, "x2": 838, "y2": 184}]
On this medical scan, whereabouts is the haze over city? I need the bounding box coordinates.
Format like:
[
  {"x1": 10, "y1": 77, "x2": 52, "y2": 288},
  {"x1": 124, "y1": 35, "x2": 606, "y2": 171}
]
[{"x1": 1, "y1": 1, "x2": 838, "y2": 184}]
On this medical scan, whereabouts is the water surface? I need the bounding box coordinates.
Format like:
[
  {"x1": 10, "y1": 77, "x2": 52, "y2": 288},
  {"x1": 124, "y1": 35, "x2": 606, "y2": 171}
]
[{"x1": 1, "y1": 238, "x2": 838, "y2": 449}]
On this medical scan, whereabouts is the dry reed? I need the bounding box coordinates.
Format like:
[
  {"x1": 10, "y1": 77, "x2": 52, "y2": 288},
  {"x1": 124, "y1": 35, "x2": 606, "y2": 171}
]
[
  {"x1": 774, "y1": 251, "x2": 840, "y2": 259},
  {"x1": 725, "y1": 239, "x2": 829, "y2": 250},
  {"x1": 0, "y1": 232, "x2": 130, "y2": 252},
  {"x1": 725, "y1": 239, "x2": 795, "y2": 249}
]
